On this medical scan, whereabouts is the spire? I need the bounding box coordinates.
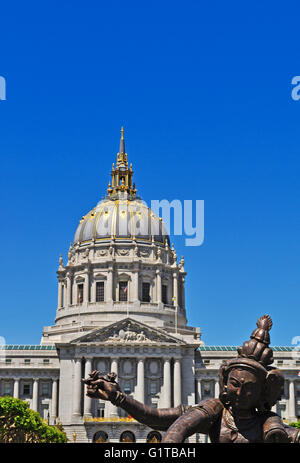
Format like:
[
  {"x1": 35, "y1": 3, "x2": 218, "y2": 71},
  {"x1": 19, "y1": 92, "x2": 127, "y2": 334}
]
[
  {"x1": 107, "y1": 127, "x2": 137, "y2": 199},
  {"x1": 119, "y1": 126, "x2": 125, "y2": 154}
]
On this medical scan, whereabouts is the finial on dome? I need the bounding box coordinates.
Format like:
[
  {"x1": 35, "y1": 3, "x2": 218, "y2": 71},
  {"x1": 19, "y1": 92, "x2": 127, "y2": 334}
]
[
  {"x1": 119, "y1": 126, "x2": 125, "y2": 154},
  {"x1": 107, "y1": 128, "x2": 137, "y2": 199}
]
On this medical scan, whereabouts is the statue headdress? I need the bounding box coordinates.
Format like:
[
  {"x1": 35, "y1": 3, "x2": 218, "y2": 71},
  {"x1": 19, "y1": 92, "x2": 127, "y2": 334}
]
[{"x1": 219, "y1": 314, "x2": 284, "y2": 413}]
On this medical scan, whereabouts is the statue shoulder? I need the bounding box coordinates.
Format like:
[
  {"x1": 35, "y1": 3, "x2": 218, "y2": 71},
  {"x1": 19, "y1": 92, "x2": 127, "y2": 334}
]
[{"x1": 192, "y1": 398, "x2": 224, "y2": 419}]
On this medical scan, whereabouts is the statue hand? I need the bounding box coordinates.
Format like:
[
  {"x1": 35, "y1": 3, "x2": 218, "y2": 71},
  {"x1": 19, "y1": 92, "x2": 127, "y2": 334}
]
[
  {"x1": 264, "y1": 428, "x2": 290, "y2": 443},
  {"x1": 83, "y1": 370, "x2": 121, "y2": 402}
]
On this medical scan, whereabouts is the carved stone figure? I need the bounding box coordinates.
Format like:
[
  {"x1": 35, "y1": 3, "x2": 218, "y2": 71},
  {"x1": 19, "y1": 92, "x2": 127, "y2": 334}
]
[{"x1": 84, "y1": 315, "x2": 300, "y2": 443}]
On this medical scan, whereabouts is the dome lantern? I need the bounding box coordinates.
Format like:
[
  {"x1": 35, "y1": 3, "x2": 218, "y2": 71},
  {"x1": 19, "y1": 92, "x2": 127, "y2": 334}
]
[{"x1": 107, "y1": 127, "x2": 137, "y2": 199}]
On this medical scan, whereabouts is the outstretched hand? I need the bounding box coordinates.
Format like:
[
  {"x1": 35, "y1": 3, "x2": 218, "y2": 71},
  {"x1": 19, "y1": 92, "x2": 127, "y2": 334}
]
[{"x1": 83, "y1": 370, "x2": 121, "y2": 402}]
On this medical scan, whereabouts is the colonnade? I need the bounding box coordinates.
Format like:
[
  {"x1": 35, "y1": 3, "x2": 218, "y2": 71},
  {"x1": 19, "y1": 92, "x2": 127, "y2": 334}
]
[
  {"x1": 1, "y1": 377, "x2": 58, "y2": 420},
  {"x1": 72, "y1": 356, "x2": 182, "y2": 419},
  {"x1": 57, "y1": 268, "x2": 185, "y2": 311}
]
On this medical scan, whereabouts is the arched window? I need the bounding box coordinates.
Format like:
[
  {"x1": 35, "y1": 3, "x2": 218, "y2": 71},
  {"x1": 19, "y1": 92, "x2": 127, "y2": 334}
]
[
  {"x1": 147, "y1": 431, "x2": 162, "y2": 443},
  {"x1": 93, "y1": 431, "x2": 108, "y2": 443},
  {"x1": 120, "y1": 431, "x2": 135, "y2": 443}
]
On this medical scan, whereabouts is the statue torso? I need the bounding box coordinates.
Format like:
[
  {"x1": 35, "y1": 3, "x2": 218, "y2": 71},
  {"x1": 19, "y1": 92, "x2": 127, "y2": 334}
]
[{"x1": 214, "y1": 408, "x2": 263, "y2": 443}]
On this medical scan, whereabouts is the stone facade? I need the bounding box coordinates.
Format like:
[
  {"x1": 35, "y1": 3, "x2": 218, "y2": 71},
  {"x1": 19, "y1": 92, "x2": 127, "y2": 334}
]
[{"x1": 0, "y1": 130, "x2": 299, "y2": 443}]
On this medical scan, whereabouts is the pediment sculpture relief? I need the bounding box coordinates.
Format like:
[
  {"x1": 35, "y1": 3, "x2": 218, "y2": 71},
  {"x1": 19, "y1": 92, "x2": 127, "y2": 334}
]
[{"x1": 107, "y1": 328, "x2": 150, "y2": 343}]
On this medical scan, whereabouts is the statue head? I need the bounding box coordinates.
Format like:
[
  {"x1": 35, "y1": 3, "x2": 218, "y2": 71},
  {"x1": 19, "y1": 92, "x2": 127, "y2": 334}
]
[{"x1": 218, "y1": 315, "x2": 284, "y2": 414}]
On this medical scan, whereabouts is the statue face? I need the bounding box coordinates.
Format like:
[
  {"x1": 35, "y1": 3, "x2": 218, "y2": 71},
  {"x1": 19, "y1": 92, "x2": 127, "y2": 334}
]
[{"x1": 226, "y1": 368, "x2": 262, "y2": 412}]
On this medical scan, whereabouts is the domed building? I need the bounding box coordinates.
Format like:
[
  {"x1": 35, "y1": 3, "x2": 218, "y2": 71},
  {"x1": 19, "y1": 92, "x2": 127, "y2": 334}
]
[
  {"x1": 41, "y1": 127, "x2": 196, "y2": 343},
  {"x1": 0, "y1": 129, "x2": 299, "y2": 443}
]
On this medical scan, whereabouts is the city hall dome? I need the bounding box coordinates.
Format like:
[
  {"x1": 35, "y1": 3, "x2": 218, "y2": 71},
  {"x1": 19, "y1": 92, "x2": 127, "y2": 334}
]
[
  {"x1": 73, "y1": 197, "x2": 170, "y2": 245},
  {"x1": 73, "y1": 128, "x2": 170, "y2": 246}
]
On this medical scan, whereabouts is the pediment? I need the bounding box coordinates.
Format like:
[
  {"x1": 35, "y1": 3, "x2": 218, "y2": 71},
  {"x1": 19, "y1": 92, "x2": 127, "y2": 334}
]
[{"x1": 70, "y1": 318, "x2": 186, "y2": 346}]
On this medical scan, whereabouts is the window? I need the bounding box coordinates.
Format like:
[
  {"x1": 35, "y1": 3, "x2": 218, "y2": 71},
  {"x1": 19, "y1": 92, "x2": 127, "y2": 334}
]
[
  {"x1": 96, "y1": 281, "x2": 105, "y2": 302},
  {"x1": 150, "y1": 381, "x2": 157, "y2": 395},
  {"x1": 123, "y1": 381, "x2": 131, "y2": 394},
  {"x1": 162, "y1": 285, "x2": 168, "y2": 304},
  {"x1": 3, "y1": 381, "x2": 12, "y2": 396},
  {"x1": 41, "y1": 382, "x2": 50, "y2": 396},
  {"x1": 97, "y1": 403, "x2": 105, "y2": 418},
  {"x1": 203, "y1": 383, "x2": 211, "y2": 396},
  {"x1": 120, "y1": 431, "x2": 135, "y2": 443},
  {"x1": 24, "y1": 359, "x2": 31, "y2": 364},
  {"x1": 5, "y1": 358, "x2": 11, "y2": 364},
  {"x1": 93, "y1": 430, "x2": 108, "y2": 443},
  {"x1": 147, "y1": 431, "x2": 161, "y2": 443},
  {"x1": 77, "y1": 284, "x2": 84, "y2": 304},
  {"x1": 43, "y1": 359, "x2": 50, "y2": 364},
  {"x1": 23, "y1": 384, "x2": 30, "y2": 395},
  {"x1": 119, "y1": 281, "x2": 128, "y2": 301},
  {"x1": 142, "y1": 282, "x2": 150, "y2": 302}
]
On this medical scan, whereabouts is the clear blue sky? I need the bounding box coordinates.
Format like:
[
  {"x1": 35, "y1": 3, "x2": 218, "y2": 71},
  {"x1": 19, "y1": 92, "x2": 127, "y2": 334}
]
[{"x1": 0, "y1": 1, "x2": 299, "y2": 346}]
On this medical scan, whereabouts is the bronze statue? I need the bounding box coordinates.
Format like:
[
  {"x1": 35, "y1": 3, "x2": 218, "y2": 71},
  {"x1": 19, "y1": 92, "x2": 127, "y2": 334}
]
[{"x1": 84, "y1": 315, "x2": 300, "y2": 443}]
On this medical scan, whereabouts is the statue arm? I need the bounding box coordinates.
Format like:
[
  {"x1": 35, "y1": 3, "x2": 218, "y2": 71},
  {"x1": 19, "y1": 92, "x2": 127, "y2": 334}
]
[
  {"x1": 113, "y1": 392, "x2": 188, "y2": 431},
  {"x1": 84, "y1": 371, "x2": 188, "y2": 431},
  {"x1": 161, "y1": 399, "x2": 224, "y2": 443}
]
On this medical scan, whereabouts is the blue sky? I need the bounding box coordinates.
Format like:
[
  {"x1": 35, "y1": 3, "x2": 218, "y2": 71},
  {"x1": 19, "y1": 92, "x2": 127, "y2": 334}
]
[{"x1": 0, "y1": 1, "x2": 300, "y2": 346}]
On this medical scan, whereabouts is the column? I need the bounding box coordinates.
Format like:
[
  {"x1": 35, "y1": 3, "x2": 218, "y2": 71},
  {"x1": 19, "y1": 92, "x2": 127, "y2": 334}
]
[
  {"x1": 136, "y1": 358, "x2": 145, "y2": 402},
  {"x1": 57, "y1": 281, "x2": 63, "y2": 309},
  {"x1": 67, "y1": 273, "x2": 72, "y2": 306},
  {"x1": 109, "y1": 358, "x2": 118, "y2": 416},
  {"x1": 73, "y1": 281, "x2": 78, "y2": 306},
  {"x1": 32, "y1": 378, "x2": 39, "y2": 412},
  {"x1": 132, "y1": 271, "x2": 139, "y2": 302},
  {"x1": 13, "y1": 378, "x2": 20, "y2": 399},
  {"x1": 63, "y1": 282, "x2": 67, "y2": 307},
  {"x1": 289, "y1": 379, "x2": 296, "y2": 421},
  {"x1": 84, "y1": 272, "x2": 89, "y2": 303},
  {"x1": 156, "y1": 270, "x2": 161, "y2": 303},
  {"x1": 51, "y1": 379, "x2": 58, "y2": 420},
  {"x1": 197, "y1": 379, "x2": 202, "y2": 403},
  {"x1": 214, "y1": 379, "x2": 220, "y2": 399},
  {"x1": 72, "y1": 358, "x2": 82, "y2": 417},
  {"x1": 173, "y1": 272, "x2": 178, "y2": 306},
  {"x1": 173, "y1": 358, "x2": 182, "y2": 407},
  {"x1": 84, "y1": 359, "x2": 93, "y2": 417},
  {"x1": 162, "y1": 358, "x2": 171, "y2": 407},
  {"x1": 91, "y1": 277, "x2": 96, "y2": 303},
  {"x1": 107, "y1": 268, "x2": 113, "y2": 303}
]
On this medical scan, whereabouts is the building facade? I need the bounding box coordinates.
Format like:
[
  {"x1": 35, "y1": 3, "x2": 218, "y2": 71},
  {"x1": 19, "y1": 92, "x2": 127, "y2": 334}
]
[{"x1": 0, "y1": 130, "x2": 299, "y2": 442}]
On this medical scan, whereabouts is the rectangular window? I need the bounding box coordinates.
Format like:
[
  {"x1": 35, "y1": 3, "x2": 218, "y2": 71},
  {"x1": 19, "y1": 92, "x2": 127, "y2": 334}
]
[
  {"x1": 5, "y1": 358, "x2": 11, "y2": 364},
  {"x1": 119, "y1": 281, "x2": 128, "y2": 302},
  {"x1": 41, "y1": 382, "x2": 50, "y2": 396},
  {"x1": 96, "y1": 281, "x2": 105, "y2": 302},
  {"x1": 43, "y1": 359, "x2": 50, "y2": 364},
  {"x1": 23, "y1": 384, "x2": 30, "y2": 395},
  {"x1": 77, "y1": 284, "x2": 84, "y2": 304},
  {"x1": 162, "y1": 285, "x2": 168, "y2": 304},
  {"x1": 4, "y1": 381, "x2": 12, "y2": 396},
  {"x1": 142, "y1": 282, "x2": 150, "y2": 302},
  {"x1": 97, "y1": 403, "x2": 105, "y2": 418},
  {"x1": 24, "y1": 359, "x2": 31, "y2": 364},
  {"x1": 150, "y1": 381, "x2": 157, "y2": 395},
  {"x1": 123, "y1": 381, "x2": 131, "y2": 394}
]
